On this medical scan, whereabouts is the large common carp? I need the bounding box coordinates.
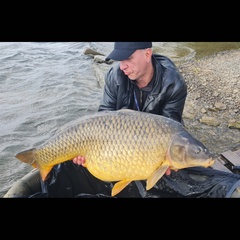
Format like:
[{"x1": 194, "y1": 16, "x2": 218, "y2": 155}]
[{"x1": 15, "y1": 109, "x2": 215, "y2": 196}]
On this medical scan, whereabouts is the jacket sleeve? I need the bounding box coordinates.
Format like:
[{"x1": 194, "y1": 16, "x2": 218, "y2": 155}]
[
  {"x1": 160, "y1": 72, "x2": 187, "y2": 123},
  {"x1": 98, "y1": 66, "x2": 118, "y2": 111},
  {"x1": 98, "y1": 64, "x2": 130, "y2": 112}
]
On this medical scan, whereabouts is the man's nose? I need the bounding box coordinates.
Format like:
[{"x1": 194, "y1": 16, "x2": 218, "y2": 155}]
[{"x1": 120, "y1": 61, "x2": 128, "y2": 70}]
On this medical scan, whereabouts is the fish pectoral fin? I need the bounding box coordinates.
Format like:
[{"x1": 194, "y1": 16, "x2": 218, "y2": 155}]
[
  {"x1": 111, "y1": 180, "x2": 132, "y2": 197},
  {"x1": 146, "y1": 164, "x2": 169, "y2": 190}
]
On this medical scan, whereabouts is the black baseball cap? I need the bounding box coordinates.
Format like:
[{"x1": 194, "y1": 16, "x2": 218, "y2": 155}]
[{"x1": 106, "y1": 42, "x2": 152, "y2": 61}]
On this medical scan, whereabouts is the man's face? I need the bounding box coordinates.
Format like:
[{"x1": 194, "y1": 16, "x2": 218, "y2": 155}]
[{"x1": 119, "y1": 49, "x2": 149, "y2": 80}]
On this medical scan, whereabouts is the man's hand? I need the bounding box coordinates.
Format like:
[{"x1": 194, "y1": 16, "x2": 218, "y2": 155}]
[
  {"x1": 72, "y1": 156, "x2": 86, "y2": 166},
  {"x1": 73, "y1": 156, "x2": 173, "y2": 175},
  {"x1": 165, "y1": 167, "x2": 171, "y2": 175}
]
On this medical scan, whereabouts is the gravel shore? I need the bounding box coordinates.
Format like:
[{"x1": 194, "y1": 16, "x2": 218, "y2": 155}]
[{"x1": 178, "y1": 49, "x2": 240, "y2": 157}]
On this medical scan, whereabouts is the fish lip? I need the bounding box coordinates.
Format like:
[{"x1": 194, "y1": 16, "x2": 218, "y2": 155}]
[{"x1": 205, "y1": 157, "x2": 215, "y2": 167}]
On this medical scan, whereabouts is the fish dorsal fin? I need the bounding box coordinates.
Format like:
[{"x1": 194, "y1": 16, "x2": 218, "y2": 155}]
[
  {"x1": 146, "y1": 164, "x2": 169, "y2": 190},
  {"x1": 111, "y1": 180, "x2": 132, "y2": 197}
]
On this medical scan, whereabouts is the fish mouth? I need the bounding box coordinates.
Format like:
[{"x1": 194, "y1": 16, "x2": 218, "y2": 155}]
[{"x1": 203, "y1": 157, "x2": 215, "y2": 167}]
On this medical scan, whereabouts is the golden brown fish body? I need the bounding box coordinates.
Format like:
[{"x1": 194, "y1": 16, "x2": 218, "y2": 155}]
[{"x1": 15, "y1": 109, "x2": 215, "y2": 196}]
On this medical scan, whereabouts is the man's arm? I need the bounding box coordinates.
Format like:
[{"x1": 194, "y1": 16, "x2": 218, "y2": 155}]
[
  {"x1": 98, "y1": 67, "x2": 118, "y2": 111},
  {"x1": 161, "y1": 75, "x2": 187, "y2": 123}
]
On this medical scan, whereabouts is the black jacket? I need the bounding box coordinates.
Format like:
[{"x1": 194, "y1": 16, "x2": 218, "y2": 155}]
[{"x1": 98, "y1": 54, "x2": 187, "y2": 123}]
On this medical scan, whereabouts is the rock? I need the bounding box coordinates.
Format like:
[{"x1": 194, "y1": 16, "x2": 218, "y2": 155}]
[
  {"x1": 199, "y1": 116, "x2": 220, "y2": 126},
  {"x1": 228, "y1": 119, "x2": 240, "y2": 129}
]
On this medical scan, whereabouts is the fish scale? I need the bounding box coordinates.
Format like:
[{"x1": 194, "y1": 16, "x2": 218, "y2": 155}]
[{"x1": 15, "y1": 109, "x2": 215, "y2": 196}]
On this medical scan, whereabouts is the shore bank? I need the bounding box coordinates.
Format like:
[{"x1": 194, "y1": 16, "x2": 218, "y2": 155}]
[{"x1": 178, "y1": 49, "x2": 240, "y2": 157}]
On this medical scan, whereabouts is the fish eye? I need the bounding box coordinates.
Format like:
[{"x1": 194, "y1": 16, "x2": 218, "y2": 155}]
[{"x1": 195, "y1": 147, "x2": 201, "y2": 154}]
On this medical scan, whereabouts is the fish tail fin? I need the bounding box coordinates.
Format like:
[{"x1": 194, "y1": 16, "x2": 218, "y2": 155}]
[
  {"x1": 15, "y1": 148, "x2": 53, "y2": 181},
  {"x1": 15, "y1": 148, "x2": 36, "y2": 167},
  {"x1": 39, "y1": 166, "x2": 54, "y2": 181}
]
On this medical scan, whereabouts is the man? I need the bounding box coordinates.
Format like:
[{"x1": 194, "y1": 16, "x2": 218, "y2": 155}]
[
  {"x1": 73, "y1": 42, "x2": 187, "y2": 177},
  {"x1": 44, "y1": 42, "x2": 240, "y2": 198},
  {"x1": 99, "y1": 42, "x2": 187, "y2": 124}
]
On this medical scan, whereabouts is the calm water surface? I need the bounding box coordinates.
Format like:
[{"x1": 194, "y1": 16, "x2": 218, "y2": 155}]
[{"x1": 1, "y1": 42, "x2": 239, "y2": 197}]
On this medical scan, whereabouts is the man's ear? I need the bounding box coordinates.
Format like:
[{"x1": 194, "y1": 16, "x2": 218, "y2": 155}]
[{"x1": 145, "y1": 48, "x2": 152, "y2": 62}]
